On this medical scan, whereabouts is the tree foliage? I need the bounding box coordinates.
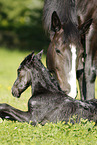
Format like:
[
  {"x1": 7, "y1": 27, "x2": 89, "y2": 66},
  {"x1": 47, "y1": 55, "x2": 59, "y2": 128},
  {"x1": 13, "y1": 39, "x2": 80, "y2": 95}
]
[{"x1": 0, "y1": 0, "x2": 49, "y2": 51}]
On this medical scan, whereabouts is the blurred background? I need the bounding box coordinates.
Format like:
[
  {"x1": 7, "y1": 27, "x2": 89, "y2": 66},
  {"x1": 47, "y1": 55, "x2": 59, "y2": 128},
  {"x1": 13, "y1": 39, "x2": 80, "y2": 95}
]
[{"x1": 0, "y1": 0, "x2": 49, "y2": 53}]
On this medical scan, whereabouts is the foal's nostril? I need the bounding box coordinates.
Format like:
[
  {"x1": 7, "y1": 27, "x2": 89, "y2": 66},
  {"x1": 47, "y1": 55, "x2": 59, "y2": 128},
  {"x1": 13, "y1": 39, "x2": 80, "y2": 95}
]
[{"x1": 11, "y1": 86, "x2": 20, "y2": 98}]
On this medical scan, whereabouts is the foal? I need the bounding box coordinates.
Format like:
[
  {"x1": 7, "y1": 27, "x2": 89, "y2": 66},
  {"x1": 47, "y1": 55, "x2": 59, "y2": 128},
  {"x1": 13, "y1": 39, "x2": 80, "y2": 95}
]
[{"x1": 0, "y1": 51, "x2": 97, "y2": 125}]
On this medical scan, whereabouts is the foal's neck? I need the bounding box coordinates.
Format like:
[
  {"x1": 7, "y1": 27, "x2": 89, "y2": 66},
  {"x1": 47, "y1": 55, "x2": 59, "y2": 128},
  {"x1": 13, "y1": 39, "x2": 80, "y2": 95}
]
[{"x1": 31, "y1": 66, "x2": 61, "y2": 96}]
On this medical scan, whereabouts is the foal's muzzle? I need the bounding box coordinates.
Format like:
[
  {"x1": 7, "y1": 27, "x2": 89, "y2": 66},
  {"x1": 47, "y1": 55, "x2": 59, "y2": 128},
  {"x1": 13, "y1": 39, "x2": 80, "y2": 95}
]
[{"x1": 11, "y1": 86, "x2": 21, "y2": 98}]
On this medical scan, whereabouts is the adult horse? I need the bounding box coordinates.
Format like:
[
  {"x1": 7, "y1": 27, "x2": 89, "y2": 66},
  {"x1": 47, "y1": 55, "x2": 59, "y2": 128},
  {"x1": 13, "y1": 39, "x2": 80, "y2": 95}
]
[
  {"x1": 43, "y1": 0, "x2": 93, "y2": 99},
  {"x1": 76, "y1": 0, "x2": 97, "y2": 100},
  {"x1": 0, "y1": 51, "x2": 97, "y2": 125}
]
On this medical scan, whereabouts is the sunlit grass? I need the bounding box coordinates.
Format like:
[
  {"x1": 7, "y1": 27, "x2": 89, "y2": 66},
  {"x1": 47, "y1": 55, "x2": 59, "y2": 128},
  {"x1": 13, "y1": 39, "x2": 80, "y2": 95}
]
[{"x1": 0, "y1": 119, "x2": 96, "y2": 145}]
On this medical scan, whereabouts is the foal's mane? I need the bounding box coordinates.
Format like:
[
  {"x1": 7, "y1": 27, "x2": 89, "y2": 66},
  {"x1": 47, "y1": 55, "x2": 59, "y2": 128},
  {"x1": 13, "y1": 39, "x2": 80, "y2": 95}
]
[{"x1": 20, "y1": 52, "x2": 34, "y2": 67}]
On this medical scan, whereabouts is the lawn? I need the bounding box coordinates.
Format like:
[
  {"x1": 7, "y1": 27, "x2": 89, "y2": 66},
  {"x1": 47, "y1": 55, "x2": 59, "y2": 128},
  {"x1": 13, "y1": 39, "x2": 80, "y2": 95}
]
[
  {"x1": 0, "y1": 0, "x2": 97, "y2": 144},
  {"x1": 0, "y1": 47, "x2": 97, "y2": 145}
]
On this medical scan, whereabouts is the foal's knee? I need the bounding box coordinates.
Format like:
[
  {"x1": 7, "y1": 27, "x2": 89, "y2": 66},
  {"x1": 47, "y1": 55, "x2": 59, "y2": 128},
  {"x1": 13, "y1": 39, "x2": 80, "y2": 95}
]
[{"x1": 28, "y1": 98, "x2": 37, "y2": 112}]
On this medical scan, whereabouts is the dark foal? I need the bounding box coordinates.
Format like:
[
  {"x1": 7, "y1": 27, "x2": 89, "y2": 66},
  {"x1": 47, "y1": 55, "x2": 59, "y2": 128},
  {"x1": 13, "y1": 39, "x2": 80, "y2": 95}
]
[
  {"x1": 0, "y1": 51, "x2": 97, "y2": 125},
  {"x1": 43, "y1": 0, "x2": 93, "y2": 100}
]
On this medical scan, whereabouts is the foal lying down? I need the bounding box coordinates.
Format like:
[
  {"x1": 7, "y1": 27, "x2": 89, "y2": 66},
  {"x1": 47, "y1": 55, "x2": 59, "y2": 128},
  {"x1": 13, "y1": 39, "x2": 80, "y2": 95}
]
[{"x1": 0, "y1": 51, "x2": 97, "y2": 125}]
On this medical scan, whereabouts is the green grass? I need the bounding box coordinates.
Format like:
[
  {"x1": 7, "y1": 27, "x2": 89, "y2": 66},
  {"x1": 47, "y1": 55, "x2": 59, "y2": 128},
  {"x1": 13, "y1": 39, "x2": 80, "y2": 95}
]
[
  {"x1": 0, "y1": 47, "x2": 97, "y2": 145},
  {"x1": 0, "y1": 0, "x2": 97, "y2": 144},
  {"x1": 0, "y1": 119, "x2": 97, "y2": 145}
]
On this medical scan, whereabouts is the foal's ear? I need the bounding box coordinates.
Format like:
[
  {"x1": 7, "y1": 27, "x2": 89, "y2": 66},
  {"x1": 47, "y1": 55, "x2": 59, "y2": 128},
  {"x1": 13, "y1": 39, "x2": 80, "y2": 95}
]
[
  {"x1": 36, "y1": 50, "x2": 43, "y2": 60},
  {"x1": 51, "y1": 11, "x2": 61, "y2": 32},
  {"x1": 31, "y1": 51, "x2": 35, "y2": 59},
  {"x1": 79, "y1": 18, "x2": 93, "y2": 35}
]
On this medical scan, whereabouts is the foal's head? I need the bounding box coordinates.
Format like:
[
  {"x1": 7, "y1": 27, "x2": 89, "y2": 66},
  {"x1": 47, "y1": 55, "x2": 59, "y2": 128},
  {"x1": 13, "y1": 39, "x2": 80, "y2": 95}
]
[
  {"x1": 12, "y1": 51, "x2": 43, "y2": 98},
  {"x1": 47, "y1": 11, "x2": 92, "y2": 98}
]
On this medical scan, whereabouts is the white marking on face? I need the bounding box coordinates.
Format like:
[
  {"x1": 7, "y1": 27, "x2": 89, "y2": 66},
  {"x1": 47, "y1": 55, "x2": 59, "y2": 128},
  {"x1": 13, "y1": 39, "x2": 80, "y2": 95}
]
[{"x1": 68, "y1": 44, "x2": 77, "y2": 98}]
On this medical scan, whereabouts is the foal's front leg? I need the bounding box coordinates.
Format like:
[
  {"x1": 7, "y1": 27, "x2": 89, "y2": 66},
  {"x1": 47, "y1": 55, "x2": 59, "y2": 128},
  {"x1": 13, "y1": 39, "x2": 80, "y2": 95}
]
[{"x1": 0, "y1": 103, "x2": 31, "y2": 123}]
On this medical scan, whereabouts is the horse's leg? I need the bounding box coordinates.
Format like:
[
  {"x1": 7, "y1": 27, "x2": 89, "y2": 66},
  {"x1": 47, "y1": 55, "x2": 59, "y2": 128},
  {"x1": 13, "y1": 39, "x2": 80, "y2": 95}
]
[
  {"x1": 0, "y1": 103, "x2": 31, "y2": 123},
  {"x1": 84, "y1": 28, "x2": 97, "y2": 100},
  {"x1": 85, "y1": 57, "x2": 95, "y2": 100},
  {"x1": 78, "y1": 57, "x2": 96, "y2": 100},
  {"x1": 84, "y1": 50, "x2": 95, "y2": 100},
  {"x1": 0, "y1": 97, "x2": 39, "y2": 125},
  {"x1": 77, "y1": 69, "x2": 86, "y2": 100}
]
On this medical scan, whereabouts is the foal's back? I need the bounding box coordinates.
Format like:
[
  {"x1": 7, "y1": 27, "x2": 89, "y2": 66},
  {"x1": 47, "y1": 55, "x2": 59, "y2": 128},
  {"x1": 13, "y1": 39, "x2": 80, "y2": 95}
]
[{"x1": 29, "y1": 90, "x2": 97, "y2": 125}]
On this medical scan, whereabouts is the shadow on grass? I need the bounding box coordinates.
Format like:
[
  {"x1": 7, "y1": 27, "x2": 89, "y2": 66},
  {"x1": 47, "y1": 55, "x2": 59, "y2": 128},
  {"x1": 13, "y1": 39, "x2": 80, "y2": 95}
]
[{"x1": 0, "y1": 8, "x2": 50, "y2": 54}]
